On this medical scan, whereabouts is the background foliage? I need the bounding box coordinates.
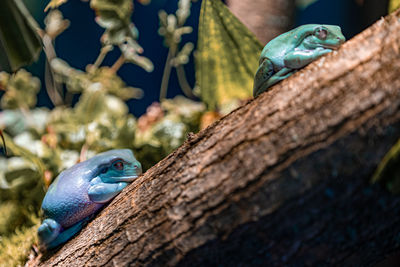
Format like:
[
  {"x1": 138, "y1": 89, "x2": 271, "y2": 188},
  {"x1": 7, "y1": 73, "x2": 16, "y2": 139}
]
[{"x1": 0, "y1": 0, "x2": 397, "y2": 265}]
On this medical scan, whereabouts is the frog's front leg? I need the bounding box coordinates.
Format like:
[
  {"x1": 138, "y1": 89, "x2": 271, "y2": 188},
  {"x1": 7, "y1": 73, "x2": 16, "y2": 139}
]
[
  {"x1": 262, "y1": 67, "x2": 293, "y2": 92},
  {"x1": 38, "y1": 218, "x2": 87, "y2": 249},
  {"x1": 38, "y1": 218, "x2": 61, "y2": 245},
  {"x1": 88, "y1": 177, "x2": 128, "y2": 203},
  {"x1": 45, "y1": 219, "x2": 88, "y2": 249},
  {"x1": 253, "y1": 58, "x2": 275, "y2": 97},
  {"x1": 284, "y1": 48, "x2": 332, "y2": 69}
]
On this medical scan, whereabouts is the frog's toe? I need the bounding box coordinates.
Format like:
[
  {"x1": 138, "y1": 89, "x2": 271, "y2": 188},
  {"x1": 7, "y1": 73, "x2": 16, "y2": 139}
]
[
  {"x1": 38, "y1": 218, "x2": 62, "y2": 246},
  {"x1": 45, "y1": 218, "x2": 87, "y2": 249}
]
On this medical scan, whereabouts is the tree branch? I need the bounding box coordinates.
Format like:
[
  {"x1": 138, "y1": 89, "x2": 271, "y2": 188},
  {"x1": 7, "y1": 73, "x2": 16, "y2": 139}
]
[{"x1": 34, "y1": 9, "x2": 400, "y2": 266}]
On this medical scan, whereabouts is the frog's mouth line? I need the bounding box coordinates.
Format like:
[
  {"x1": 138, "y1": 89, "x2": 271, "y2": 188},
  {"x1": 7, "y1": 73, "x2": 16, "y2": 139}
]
[
  {"x1": 109, "y1": 175, "x2": 141, "y2": 182},
  {"x1": 309, "y1": 43, "x2": 341, "y2": 50},
  {"x1": 305, "y1": 39, "x2": 343, "y2": 50},
  {"x1": 324, "y1": 44, "x2": 341, "y2": 50}
]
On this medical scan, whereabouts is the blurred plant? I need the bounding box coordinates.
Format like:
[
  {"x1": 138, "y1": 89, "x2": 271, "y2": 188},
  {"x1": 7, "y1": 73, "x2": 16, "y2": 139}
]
[
  {"x1": 90, "y1": 0, "x2": 154, "y2": 73},
  {"x1": 158, "y1": 0, "x2": 197, "y2": 100},
  {"x1": 0, "y1": 69, "x2": 42, "y2": 155},
  {"x1": 42, "y1": 0, "x2": 153, "y2": 107},
  {"x1": 0, "y1": 69, "x2": 41, "y2": 110},
  {"x1": 45, "y1": 0, "x2": 68, "y2": 11},
  {"x1": 372, "y1": 138, "x2": 400, "y2": 194},
  {"x1": 389, "y1": 0, "x2": 400, "y2": 12},
  {"x1": 41, "y1": 9, "x2": 70, "y2": 106},
  {"x1": 51, "y1": 58, "x2": 143, "y2": 100},
  {"x1": 0, "y1": 129, "x2": 47, "y2": 241},
  {"x1": 0, "y1": 214, "x2": 40, "y2": 266},
  {"x1": 135, "y1": 96, "x2": 204, "y2": 169}
]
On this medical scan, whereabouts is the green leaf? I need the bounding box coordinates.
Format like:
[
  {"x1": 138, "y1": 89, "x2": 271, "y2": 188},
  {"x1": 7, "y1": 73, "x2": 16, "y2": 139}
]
[
  {"x1": 196, "y1": 0, "x2": 263, "y2": 111},
  {"x1": 389, "y1": 0, "x2": 400, "y2": 12},
  {"x1": 0, "y1": 0, "x2": 42, "y2": 73},
  {"x1": 372, "y1": 138, "x2": 400, "y2": 194}
]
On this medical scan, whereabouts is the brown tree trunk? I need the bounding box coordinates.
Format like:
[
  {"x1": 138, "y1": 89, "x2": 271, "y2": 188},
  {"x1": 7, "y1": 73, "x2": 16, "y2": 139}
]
[
  {"x1": 33, "y1": 9, "x2": 400, "y2": 267},
  {"x1": 225, "y1": 0, "x2": 295, "y2": 44}
]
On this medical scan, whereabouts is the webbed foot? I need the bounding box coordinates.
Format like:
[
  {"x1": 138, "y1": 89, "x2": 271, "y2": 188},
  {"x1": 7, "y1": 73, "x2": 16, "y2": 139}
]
[
  {"x1": 38, "y1": 219, "x2": 87, "y2": 250},
  {"x1": 38, "y1": 218, "x2": 61, "y2": 246},
  {"x1": 254, "y1": 67, "x2": 293, "y2": 97},
  {"x1": 88, "y1": 181, "x2": 128, "y2": 203},
  {"x1": 253, "y1": 58, "x2": 274, "y2": 97}
]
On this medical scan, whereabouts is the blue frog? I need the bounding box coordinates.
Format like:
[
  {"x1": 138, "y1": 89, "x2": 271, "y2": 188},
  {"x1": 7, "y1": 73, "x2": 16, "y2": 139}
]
[
  {"x1": 253, "y1": 24, "x2": 345, "y2": 97},
  {"x1": 38, "y1": 149, "x2": 142, "y2": 249}
]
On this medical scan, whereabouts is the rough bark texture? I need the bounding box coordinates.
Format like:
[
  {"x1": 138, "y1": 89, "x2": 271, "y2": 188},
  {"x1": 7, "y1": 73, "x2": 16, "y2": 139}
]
[
  {"x1": 226, "y1": 0, "x2": 295, "y2": 44},
  {"x1": 35, "y1": 10, "x2": 400, "y2": 267}
]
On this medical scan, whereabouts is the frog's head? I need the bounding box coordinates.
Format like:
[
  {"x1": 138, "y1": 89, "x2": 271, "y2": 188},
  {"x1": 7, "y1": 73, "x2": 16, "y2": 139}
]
[
  {"x1": 92, "y1": 149, "x2": 142, "y2": 183},
  {"x1": 303, "y1": 25, "x2": 345, "y2": 50}
]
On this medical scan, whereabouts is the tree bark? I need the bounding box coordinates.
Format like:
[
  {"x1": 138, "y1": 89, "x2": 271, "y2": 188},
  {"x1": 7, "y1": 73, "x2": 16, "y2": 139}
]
[
  {"x1": 34, "y1": 9, "x2": 400, "y2": 267},
  {"x1": 225, "y1": 0, "x2": 295, "y2": 44}
]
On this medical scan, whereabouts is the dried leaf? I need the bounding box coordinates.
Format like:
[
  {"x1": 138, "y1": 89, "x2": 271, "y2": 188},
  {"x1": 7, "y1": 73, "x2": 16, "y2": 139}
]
[{"x1": 0, "y1": 0, "x2": 42, "y2": 72}]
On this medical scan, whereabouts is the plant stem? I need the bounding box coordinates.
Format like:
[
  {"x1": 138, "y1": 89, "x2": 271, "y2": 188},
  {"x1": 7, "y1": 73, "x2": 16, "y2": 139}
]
[
  {"x1": 176, "y1": 65, "x2": 195, "y2": 98},
  {"x1": 93, "y1": 45, "x2": 112, "y2": 69},
  {"x1": 64, "y1": 91, "x2": 74, "y2": 107},
  {"x1": 110, "y1": 55, "x2": 125, "y2": 73},
  {"x1": 159, "y1": 47, "x2": 176, "y2": 101},
  {"x1": 42, "y1": 33, "x2": 64, "y2": 106}
]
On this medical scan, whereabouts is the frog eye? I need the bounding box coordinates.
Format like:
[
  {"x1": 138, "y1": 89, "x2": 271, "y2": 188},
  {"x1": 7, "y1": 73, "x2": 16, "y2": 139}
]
[
  {"x1": 113, "y1": 161, "x2": 124, "y2": 171},
  {"x1": 315, "y1": 28, "x2": 328, "y2": 40}
]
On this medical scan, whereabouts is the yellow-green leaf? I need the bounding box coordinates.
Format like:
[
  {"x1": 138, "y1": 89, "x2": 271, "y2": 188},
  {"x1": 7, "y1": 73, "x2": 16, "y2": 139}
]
[
  {"x1": 196, "y1": 0, "x2": 263, "y2": 111},
  {"x1": 45, "y1": 0, "x2": 68, "y2": 12},
  {"x1": 372, "y1": 138, "x2": 400, "y2": 194},
  {"x1": 389, "y1": 0, "x2": 400, "y2": 13}
]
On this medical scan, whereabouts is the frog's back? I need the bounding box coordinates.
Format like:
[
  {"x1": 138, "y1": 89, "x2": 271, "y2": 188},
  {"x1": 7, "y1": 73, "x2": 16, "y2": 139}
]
[
  {"x1": 259, "y1": 31, "x2": 295, "y2": 69},
  {"x1": 41, "y1": 162, "x2": 102, "y2": 228},
  {"x1": 260, "y1": 25, "x2": 317, "y2": 64}
]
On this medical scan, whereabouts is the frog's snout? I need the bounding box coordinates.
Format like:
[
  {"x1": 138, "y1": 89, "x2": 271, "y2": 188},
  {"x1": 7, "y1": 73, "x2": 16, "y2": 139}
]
[
  {"x1": 132, "y1": 161, "x2": 143, "y2": 176},
  {"x1": 330, "y1": 37, "x2": 345, "y2": 50},
  {"x1": 337, "y1": 36, "x2": 345, "y2": 44}
]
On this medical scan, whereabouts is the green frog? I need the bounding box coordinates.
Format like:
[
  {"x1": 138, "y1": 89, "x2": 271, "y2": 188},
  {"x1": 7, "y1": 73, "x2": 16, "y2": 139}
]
[{"x1": 253, "y1": 24, "x2": 345, "y2": 97}]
